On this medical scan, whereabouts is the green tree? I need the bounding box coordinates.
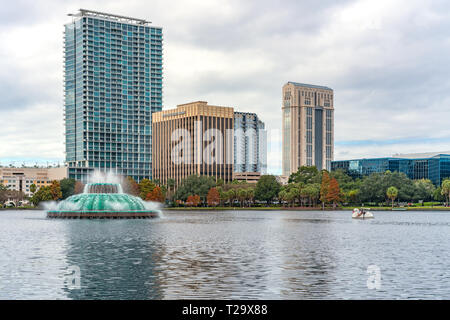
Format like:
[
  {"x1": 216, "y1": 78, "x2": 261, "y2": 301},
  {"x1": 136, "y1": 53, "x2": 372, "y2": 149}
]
[
  {"x1": 330, "y1": 169, "x2": 358, "y2": 193},
  {"x1": 386, "y1": 186, "x2": 399, "y2": 208},
  {"x1": 216, "y1": 178, "x2": 224, "y2": 187},
  {"x1": 302, "y1": 184, "x2": 320, "y2": 207},
  {"x1": 0, "y1": 183, "x2": 8, "y2": 206},
  {"x1": 359, "y1": 171, "x2": 414, "y2": 204},
  {"x1": 30, "y1": 186, "x2": 53, "y2": 206},
  {"x1": 139, "y1": 179, "x2": 156, "y2": 200},
  {"x1": 174, "y1": 175, "x2": 216, "y2": 202},
  {"x1": 254, "y1": 175, "x2": 281, "y2": 204},
  {"x1": 60, "y1": 178, "x2": 76, "y2": 199},
  {"x1": 412, "y1": 179, "x2": 435, "y2": 202},
  {"x1": 433, "y1": 187, "x2": 445, "y2": 202},
  {"x1": 29, "y1": 183, "x2": 37, "y2": 195},
  {"x1": 347, "y1": 189, "x2": 361, "y2": 205},
  {"x1": 289, "y1": 166, "x2": 320, "y2": 184}
]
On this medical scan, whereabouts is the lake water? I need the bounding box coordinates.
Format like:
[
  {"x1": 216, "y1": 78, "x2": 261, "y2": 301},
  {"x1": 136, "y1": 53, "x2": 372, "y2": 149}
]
[{"x1": 0, "y1": 209, "x2": 449, "y2": 299}]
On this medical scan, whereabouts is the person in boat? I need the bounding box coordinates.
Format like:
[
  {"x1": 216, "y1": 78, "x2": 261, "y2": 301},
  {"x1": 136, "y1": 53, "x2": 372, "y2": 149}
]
[{"x1": 359, "y1": 208, "x2": 366, "y2": 217}]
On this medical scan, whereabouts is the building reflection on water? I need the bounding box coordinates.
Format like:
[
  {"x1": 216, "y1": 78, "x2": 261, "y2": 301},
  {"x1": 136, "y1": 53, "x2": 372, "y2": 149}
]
[
  {"x1": 62, "y1": 219, "x2": 165, "y2": 300},
  {"x1": 59, "y1": 211, "x2": 356, "y2": 299}
]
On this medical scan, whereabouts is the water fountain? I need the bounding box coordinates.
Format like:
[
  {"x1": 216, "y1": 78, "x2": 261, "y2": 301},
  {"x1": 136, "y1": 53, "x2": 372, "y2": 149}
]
[{"x1": 47, "y1": 181, "x2": 160, "y2": 219}]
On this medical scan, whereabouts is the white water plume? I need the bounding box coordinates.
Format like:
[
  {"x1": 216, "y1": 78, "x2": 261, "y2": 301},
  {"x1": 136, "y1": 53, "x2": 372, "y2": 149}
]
[
  {"x1": 143, "y1": 200, "x2": 163, "y2": 217},
  {"x1": 58, "y1": 201, "x2": 81, "y2": 211},
  {"x1": 105, "y1": 201, "x2": 127, "y2": 211},
  {"x1": 41, "y1": 201, "x2": 59, "y2": 211},
  {"x1": 87, "y1": 170, "x2": 124, "y2": 185},
  {"x1": 42, "y1": 201, "x2": 80, "y2": 211},
  {"x1": 84, "y1": 170, "x2": 126, "y2": 194}
]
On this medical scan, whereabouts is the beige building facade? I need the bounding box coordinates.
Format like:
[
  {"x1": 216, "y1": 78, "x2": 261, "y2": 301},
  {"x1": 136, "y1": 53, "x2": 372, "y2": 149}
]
[
  {"x1": 232, "y1": 172, "x2": 261, "y2": 184},
  {"x1": 152, "y1": 101, "x2": 234, "y2": 187},
  {"x1": 0, "y1": 167, "x2": 68, "y2": 196},
  {"x1": 282, "y1": 82, "x2": 334, "y2": 176}
]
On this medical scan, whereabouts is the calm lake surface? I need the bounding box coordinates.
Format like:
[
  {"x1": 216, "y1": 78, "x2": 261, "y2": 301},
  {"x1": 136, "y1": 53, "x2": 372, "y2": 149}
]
[{"x1": 0, "y1": 209, "x2": 449, "y2": 299}]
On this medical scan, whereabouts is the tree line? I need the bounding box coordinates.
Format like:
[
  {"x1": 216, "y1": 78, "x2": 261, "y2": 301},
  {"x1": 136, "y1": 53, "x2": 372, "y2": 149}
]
[{"x1": 3, "y1": 167, "x2": 450, "y2": 209}]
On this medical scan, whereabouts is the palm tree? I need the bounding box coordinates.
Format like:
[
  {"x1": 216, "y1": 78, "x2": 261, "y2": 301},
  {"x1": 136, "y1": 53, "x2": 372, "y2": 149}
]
[
  {"x1": 246, "y1": 188, "x2": 254, "y2": 207},
  {"x1": 238, "y1": 188, "x2": 247, "y2": 207},
  {"x1": 386, "y1": 186, "x2": 398, "y2": 208},
  {"x1": 441, "y1": 180, "x2": 450, "y2": 207},
  {"x1": 278, "y1": 190, "x2": 288, "y2": 207},
  {"x1": 227, "y1": 189, "x2": 237, "y2": 207}
]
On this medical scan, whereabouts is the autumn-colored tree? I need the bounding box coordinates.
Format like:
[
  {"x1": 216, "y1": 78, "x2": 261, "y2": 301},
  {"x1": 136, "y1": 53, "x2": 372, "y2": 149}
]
[
  {"x1": 123, "y1": 176, "x2": 140, "y2": 196},
  {"x1": 146, "y1": 186, "x2": 165, "y2": 202},
  {"x1": 74, "y1": 181, "x2": 85, "y2": 194},
  {"x1": 326, "y1": 177, "x2": 341, "y2": 210},
  {"x1": 186, "y1": 194, "x2": 201, "y2": 207},
  {"x1": 49, "y1": 180, "x2": 63, "y2": 200},
  {"x1": 139, "y1": 179, "x2": 156, "y2": 200},
  {"x1": 320, "y1": 171, "x2": 330, "y2": 209},
  {"x1": 207, "y1": 187, "x2": 220, "y2": 207}
]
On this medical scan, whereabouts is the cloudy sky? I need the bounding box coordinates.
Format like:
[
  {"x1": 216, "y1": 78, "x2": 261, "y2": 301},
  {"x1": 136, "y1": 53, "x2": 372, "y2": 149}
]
[{"x1": 1, "y1": 0, "x2": 450, "y2": 174}]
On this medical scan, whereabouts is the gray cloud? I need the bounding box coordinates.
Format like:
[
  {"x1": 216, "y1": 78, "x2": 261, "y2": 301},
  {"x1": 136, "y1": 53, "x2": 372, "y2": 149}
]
[{"x1": 1, "y1": 0, "x2": 450, "y2": 171}]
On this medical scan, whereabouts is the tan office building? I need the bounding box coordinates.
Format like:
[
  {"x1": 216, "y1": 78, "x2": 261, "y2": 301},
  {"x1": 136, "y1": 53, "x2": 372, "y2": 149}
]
[
  {"x1": 0, "y1": 167, "x2": 68, "y2": 196},
  {"x1": 152, "y1": 101, "x2": 234, "y2": 187},
  {"x1": 282, "y1": 82, "x2": 334, "y2": 176}
]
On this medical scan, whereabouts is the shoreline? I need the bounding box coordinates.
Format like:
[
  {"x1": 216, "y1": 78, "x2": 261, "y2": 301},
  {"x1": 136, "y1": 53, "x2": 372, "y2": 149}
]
[
  {"x1": 163, "y1": 206, "x2": 450, "y2": 211},
  {"x1": 2, "y1": 206, "x2": 450, "y2": 212}
]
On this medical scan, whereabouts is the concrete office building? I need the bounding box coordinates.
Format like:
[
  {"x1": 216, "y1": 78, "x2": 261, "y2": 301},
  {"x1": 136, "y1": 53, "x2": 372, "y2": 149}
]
[
  {"x1": 0, "y1": 167, "x2": 68, "y2": 196},
  {"x1": 64, "y1": 9, "x2": 163, "y2": 182},
  {"x1": 234, "y1": 111, "x2": 267, "y2": 174},
  {"x1": 152, "y1": 101, "x2": 234, "y2": 187},
  {"x1": 282, "y1": 82, "x2": 334, "y2": 176}
]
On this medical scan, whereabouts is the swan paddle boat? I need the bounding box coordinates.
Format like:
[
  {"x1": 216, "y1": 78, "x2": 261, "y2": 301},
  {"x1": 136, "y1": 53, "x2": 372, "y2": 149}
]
[{"x1": 352, "y1": 208, "x2": 374, "y2": 219}]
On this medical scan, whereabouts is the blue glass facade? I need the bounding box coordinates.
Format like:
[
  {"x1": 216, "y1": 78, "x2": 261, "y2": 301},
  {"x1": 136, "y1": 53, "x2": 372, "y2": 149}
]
[
  {"x1": 331, "y1": 154, "x2": 450, "y2": 186},
  {"x1": 64, "y1": 10, "x2": 163, "y2": 182},
  {"x1": 233, "y1": 112, "x2": 267, "y2": 174}
]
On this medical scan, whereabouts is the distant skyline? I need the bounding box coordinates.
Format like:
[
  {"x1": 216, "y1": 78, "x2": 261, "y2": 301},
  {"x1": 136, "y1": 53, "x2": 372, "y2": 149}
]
[{"x1": 2, "y1": 0, "x2": 450, "y2": 175}]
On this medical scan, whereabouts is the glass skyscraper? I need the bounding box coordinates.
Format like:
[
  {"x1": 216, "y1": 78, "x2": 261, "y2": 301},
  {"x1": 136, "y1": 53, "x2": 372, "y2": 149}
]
[
  {"x1": 64, "y1": 9, "x2": 163, "y2": 182},
  {"x1": 233, "y1": 112, "x2": 267, "y2": 174},
  {"x1": 331, "y1": 153, "x2": 450, "y2": 186}
]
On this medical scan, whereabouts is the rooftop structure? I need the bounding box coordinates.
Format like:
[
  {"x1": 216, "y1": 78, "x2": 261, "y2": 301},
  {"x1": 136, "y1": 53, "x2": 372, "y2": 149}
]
[{"x1": 68, "y1": 9, "x2": 151, "y2": 25}]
